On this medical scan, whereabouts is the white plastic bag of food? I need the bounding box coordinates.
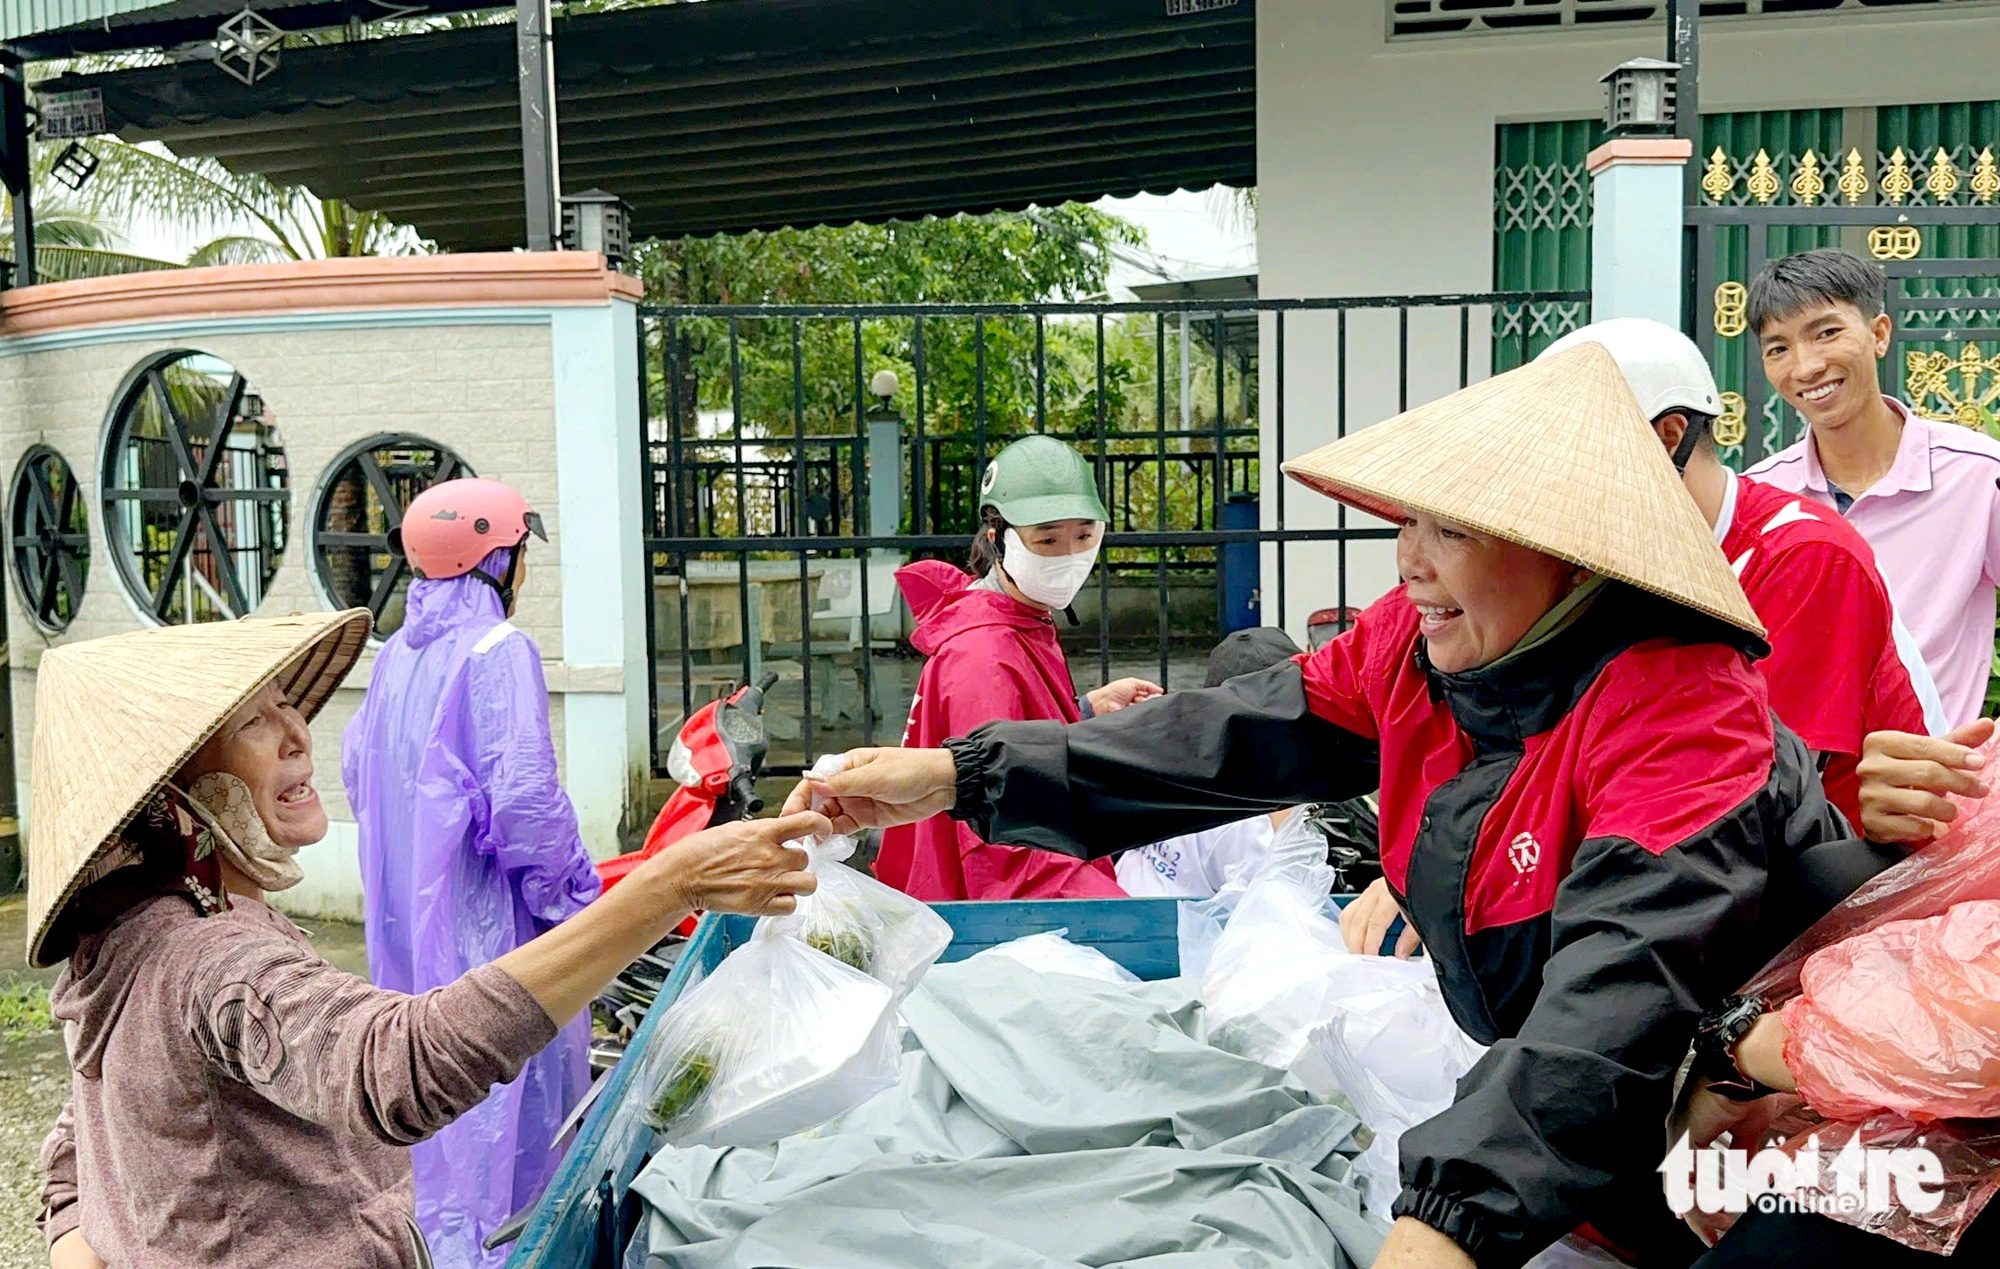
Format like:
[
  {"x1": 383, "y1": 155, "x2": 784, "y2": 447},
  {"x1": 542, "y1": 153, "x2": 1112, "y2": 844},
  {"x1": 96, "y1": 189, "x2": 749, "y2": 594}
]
[
  {"x1": 642, "y1": 924, "x2": 901, "y2": 1147},
  {"x1": 757, "y1": 830, "x2": 951, "y2": 1001},
  {"x1": 1301, "y1": 961, "x2": 1487, "y2": 1219},
  {"x1": 758, "y1": 756, "x2": 952, "y2": 1001},
  {"x1": 1176, "y1": 865, "x2": 1255, "y2": 980},
  {"x1": 1199, "y1": 813, "x2": 1344, "y2": 1067},
  {"x1": 968, "y1": 928, "x2": 1140, "y2": 984}
]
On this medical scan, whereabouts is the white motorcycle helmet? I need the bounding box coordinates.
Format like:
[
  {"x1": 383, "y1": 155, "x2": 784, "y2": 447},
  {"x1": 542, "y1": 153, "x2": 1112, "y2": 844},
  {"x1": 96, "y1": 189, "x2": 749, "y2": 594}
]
[{"x1": 1539, "y1": 318, "x2": 1723, "y2": 471}]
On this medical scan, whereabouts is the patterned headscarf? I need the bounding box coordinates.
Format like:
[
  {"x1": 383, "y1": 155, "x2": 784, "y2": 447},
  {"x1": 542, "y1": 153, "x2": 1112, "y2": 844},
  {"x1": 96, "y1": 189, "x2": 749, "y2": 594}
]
[{"x1": 58, "y1": 784, "x2": 230, "y2": 947}]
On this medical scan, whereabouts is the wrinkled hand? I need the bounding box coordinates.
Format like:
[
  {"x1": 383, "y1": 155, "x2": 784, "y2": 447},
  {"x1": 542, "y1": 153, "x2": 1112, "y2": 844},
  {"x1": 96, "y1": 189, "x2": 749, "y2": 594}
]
[
  {"x1": 781, "y1": 747, "x2": 958, "y2": 836},
  {"x1": 1675, "y1": 1079, "x2": 1796, "y2": 1245},
  {"x1": 1088, "y1": 677, "x2": 1164, "y2": 715},
  {"x1": 1340, "y1": 877, "x2": 1423, "y2": 958},
  {"x1": 1857, "y1": 719, "x2": 1994, "y2": 843},
  {"x1": 641, "y1": 811, "x2": 824, "y2": 917}
]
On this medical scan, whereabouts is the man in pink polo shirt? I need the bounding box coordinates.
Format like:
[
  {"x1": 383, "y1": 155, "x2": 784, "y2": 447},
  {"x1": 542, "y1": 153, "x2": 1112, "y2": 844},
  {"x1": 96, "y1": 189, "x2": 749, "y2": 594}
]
[{"x1": 1747, "y1": 248, "x2": 2000, "y2": 727}]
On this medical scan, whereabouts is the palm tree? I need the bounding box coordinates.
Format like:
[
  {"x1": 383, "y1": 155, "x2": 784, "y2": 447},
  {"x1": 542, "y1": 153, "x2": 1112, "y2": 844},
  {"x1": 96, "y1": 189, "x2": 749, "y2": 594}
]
[
  {"x1": 65, "y1": 138, "x2": 427, "y2": 264},
  {"x1": 1203, "y1": 185, "x2": 1258, "y2": 238},
  {"x1": 2, "y1": 134, "x2": 428, "y2": 284},
  {"x1": 0, "y1": 205, "x2": 181, "y2": 281}
]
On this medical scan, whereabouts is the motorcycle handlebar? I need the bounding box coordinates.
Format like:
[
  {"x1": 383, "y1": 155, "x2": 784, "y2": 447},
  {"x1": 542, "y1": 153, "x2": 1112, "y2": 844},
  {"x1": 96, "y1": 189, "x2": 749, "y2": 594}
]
[{"x1": 732, "y1": 771, "x2": 763, "y2": 817}]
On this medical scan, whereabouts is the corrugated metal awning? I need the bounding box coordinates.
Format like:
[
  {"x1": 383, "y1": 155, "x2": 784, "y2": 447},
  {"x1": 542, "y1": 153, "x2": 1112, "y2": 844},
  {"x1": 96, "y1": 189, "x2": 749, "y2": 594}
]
[
  {"x1": 5, "y1": 0, "x2": 498, "y2": 55},
  {"x1": 37, "y1": 0, "x2": 1255, "y2": 249},
  {"x1": 3, "y1": 0, "x2": 177, "y2": 45}
]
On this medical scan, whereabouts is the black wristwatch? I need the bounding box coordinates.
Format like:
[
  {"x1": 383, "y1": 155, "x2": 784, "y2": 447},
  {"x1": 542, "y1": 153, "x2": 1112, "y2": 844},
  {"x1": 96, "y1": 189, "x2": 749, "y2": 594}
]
[{"x1": 1693, "y1": 995, "x2": 1780, "y2": 1101}]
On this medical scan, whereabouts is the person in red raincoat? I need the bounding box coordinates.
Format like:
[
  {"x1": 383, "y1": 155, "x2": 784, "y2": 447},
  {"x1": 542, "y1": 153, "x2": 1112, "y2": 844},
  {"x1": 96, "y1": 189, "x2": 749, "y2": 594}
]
[{"x1": 876, "y1": 435, "x2": 1160, "y2": 900}]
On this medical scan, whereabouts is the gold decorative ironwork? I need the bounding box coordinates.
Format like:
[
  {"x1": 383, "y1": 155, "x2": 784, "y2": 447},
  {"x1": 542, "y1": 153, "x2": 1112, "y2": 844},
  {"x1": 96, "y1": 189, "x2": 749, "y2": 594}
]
[
  {"x1": 1838, "y1": 148, "x2": 1871, "y2": 205},
  {"x1": 1868, "y1": 225, "x2": 1923, "y2": 261},
  {"x1": 1713, "y1": 282, "x2": 1749, "y2": 339},
  {"x1": 1700, "y1": 147, "x2": 1734, "y2": 203},
  {"x1": 1926, "y1": 147, "x2": 1961, "y2": 203},
  {"x1": 1881, "y1": 147, "x2": 1915, "y2": 205},
  {"x1": 1746, "y1": 149, "x2": 1781, "y2": 205},
  {"x1": 1714, "y1": 393, "x2": 1748, "y2": 448},
  {"x1": 1791, "y1": 149, "x2": 1826, "y2": 206},
  {"x1": 1973, "y1": 147, "x2": 2000, "y2": 205},
  {"x1": 1905, "y1": 344, "x2": 2000, "y2": 429}
]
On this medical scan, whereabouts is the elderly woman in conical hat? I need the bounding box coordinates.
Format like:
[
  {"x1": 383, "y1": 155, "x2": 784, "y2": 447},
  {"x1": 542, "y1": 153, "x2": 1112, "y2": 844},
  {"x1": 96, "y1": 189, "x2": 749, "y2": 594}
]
[
  {"x1": 786, "y1": 343, "x2": 1858, "y2": 1269},
  {"x1": 27, "y1": 611, "x2": 823, "y2": 1269}
]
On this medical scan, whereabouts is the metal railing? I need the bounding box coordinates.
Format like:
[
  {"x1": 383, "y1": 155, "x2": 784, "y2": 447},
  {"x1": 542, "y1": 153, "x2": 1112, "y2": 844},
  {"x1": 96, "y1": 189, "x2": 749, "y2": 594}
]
[{"x1": 639, "y1": 291, "x2": 1588, "y2": 776}]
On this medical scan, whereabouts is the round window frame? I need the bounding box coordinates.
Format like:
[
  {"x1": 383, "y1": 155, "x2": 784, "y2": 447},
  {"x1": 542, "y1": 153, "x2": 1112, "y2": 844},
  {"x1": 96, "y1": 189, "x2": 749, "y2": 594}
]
[
  {"x1": 7, "y1": 444, "x2": 91, "y2": 633},
  {"x1": 308, "y1": 433, "x2": 476, "y2": 641},
  {"x1": 98, "y1": 350, "x2": 291, "y2": 625}
]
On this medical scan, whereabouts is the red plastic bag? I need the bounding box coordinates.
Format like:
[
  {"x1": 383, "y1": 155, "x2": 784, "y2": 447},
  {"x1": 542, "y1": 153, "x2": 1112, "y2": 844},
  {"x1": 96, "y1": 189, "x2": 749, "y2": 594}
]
[
  {"x1": 1720, "y1": 735, "x2": 2000, "y2": 1253},
  {"x1": 1743, "y1": 734, "x2": 2000, "y2": 1004},
  {"x1": 1782, "y1": 901, "x2": 2000, "y2": 1123}
]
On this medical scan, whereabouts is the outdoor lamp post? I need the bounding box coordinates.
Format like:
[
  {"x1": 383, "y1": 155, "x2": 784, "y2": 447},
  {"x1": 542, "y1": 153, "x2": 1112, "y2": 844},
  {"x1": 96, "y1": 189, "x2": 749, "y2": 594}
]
[
  {"x1": 865, "y1": 370, "x2": 904, "y2": 539},
  {"x1": 560, "y1": 190, "x2": 633, "y2": 269},
  {"x1": 1589, "y1": 56, "x2": 1692, "y2": 326},
  {"x1": 1601, "y1": 58, "x2": 1679, "y2": 137}
]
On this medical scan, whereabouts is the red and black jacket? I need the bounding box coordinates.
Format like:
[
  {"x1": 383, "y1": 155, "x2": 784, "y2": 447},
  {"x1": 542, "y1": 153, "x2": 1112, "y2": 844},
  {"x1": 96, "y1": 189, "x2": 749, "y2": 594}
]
[{"x1": 944, "y1": 583, "x2": 1858, "y2": 1269}]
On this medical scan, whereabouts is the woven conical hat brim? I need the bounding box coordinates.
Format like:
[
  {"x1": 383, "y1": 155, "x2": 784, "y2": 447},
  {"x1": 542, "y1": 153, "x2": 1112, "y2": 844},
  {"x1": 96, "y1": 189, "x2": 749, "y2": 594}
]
[
  {"x1": 26, "y1": 610, "x2": 372, "y2": 967},
  {"x1": 1280, "y1": 341, "x2": 1764, "y2": 638}
]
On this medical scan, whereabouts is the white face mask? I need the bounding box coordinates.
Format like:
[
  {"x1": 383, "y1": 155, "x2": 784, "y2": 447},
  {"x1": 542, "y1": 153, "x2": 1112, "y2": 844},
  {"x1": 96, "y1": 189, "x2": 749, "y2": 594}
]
[
  {"x1": 184, "y1": 771, "x2": 305, "y2": 892},
  {"x1": 1001, "y1": 526, "x2": 1102, "y2": 610}
]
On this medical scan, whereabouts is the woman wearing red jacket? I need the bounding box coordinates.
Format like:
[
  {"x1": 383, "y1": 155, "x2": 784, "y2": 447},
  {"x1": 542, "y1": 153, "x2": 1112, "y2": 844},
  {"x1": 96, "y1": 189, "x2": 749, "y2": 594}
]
[
  {"x1": 876, "y1": 434, "x2": 1159, "y2": 900},
  {"x1": 798, "y1": 345, "x2": 1875, "y2": 1269}
]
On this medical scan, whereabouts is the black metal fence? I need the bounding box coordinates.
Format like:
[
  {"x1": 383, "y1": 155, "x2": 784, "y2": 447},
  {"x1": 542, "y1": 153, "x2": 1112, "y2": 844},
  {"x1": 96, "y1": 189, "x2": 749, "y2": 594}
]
[{"x1": 640, "y1": 292, "x2": 1588, "y2": 776}]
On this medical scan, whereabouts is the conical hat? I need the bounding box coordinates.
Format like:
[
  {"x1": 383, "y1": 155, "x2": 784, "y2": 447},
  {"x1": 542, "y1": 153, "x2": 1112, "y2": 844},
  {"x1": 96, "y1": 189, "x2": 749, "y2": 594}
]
[
  {"x1": 26, "y1": 610, "x2": 372, "y2": 967},
  {"x1": 1280, "y1": 341, "x2": 1763, "y2": 638}
]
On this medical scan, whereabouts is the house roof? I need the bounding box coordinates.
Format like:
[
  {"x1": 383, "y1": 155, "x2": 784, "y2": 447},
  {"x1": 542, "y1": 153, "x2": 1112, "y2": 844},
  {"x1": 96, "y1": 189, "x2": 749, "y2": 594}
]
[
  {"x1": 36, "y1": 0, "x2": 1257, "y2": 249},
  {"x1": 1129, "y1": 272, "x2": 1258, "y2": 303}
]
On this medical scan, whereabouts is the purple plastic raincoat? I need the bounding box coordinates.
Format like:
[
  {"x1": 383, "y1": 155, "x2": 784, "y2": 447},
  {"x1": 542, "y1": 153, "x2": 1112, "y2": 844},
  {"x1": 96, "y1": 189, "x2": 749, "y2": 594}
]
[{"x1": 342, "y1": 551, "x2": 600, "y2": 1269}]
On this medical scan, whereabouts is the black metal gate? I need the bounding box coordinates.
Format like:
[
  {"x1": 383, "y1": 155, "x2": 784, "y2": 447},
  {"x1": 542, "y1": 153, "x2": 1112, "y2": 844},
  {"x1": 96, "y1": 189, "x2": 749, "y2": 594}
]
[
  {"x1": 1690, "y1": 139, "x2": 2000, "y2": 467},
  {"x1": 638, "y1": 292, "x2": 1588, "y2": 777}
]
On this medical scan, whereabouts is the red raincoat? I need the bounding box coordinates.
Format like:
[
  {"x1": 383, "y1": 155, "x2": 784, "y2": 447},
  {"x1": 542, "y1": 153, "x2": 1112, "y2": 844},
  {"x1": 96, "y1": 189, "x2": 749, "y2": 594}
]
[{"x1": 875, "y1": 559, "x2": 1124, "y2": 900}]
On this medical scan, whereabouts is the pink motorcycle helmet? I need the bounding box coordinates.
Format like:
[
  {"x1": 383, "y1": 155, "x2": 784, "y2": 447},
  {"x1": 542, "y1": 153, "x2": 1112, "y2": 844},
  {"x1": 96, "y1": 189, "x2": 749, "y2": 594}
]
[{"x1": 393, "y1": 478, "x2": 547, "y2": 581}]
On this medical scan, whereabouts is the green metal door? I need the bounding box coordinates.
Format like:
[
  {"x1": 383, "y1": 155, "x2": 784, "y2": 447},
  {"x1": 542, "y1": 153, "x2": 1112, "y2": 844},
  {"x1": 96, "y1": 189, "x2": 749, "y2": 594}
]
[{"x1": 1493, "y1": 119, "x2": 1601, "y2": 372}]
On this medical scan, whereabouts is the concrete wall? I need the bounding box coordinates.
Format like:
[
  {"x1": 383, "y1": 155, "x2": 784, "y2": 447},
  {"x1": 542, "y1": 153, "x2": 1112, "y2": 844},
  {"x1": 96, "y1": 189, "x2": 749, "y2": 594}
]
[
  {"x1": 0, "y1": 255, "x2": 646, "y2": 923},
  {"x1": 1255, "y1": 3, "x2": 2000, "y2": 637}
]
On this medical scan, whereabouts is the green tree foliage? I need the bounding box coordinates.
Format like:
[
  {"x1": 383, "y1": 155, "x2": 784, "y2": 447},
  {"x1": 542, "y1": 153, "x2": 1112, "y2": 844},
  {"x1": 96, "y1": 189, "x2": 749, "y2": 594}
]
[
  {"x1": 631, "y1": 207, "x2": 1237, "y2": 540},
  {"x1": 635, "y1": 205, "x2": 1143, "y2": 435},
  {"x1": 2, "y1": 128, "x2": 429, "y2": 284}
]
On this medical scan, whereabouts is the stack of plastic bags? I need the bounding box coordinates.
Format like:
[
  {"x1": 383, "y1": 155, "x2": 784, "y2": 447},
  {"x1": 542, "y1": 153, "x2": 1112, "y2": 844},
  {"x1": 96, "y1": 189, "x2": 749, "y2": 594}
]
[
  {"x1": 643, "y1": 782, "x2": 953, "y2": 1146},
  {"x1": 1187, "y1": 812, "x2": 1486, "y2": 1219},
  {"x1": 1303, "y1": 966, "x2": 1486, "y2": 1218}
]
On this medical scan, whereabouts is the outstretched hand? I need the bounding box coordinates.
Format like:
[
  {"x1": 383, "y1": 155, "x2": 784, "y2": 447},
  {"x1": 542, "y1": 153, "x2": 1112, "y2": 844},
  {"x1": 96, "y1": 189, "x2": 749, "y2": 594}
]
[
  {"x1": 1088, "y1": 677, "x2": 1164, "y2": 716},
  {"x1": 781, "y1": 747, "x2": 960, "y2": 836},
  {"x1": 648, "y1": 811, "x2": 826, "y2": 918},
  {"x1": 1856, "y1": 719, "x2": 1994, "y2": 843}
]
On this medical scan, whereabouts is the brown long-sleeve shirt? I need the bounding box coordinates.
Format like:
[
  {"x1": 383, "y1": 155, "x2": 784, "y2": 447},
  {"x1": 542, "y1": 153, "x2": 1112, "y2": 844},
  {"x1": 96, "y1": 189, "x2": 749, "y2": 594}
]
[{"x1": 39, "y1": 893, "x2": 555, "y2": 1267}]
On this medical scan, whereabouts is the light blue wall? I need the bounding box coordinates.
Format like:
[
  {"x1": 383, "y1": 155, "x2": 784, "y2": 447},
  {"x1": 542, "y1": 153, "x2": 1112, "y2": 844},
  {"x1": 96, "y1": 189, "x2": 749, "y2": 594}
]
[
  {"x1": 551, "y1": 301, "x2": 649, "y2": 858},
  {"x1": 1590, "y1": 159, "x2": 1687, "y2": 328}
]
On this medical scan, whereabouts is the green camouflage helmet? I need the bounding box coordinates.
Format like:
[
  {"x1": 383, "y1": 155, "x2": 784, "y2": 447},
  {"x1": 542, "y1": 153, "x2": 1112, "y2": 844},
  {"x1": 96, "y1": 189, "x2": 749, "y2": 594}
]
[{"x1": 977, "y1": 435, "x2": 1110, "y2": 526}]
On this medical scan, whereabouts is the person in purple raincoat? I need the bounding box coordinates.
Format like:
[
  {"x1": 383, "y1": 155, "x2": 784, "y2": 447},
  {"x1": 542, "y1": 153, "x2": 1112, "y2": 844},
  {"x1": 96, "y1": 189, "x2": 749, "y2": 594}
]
[{"x1": 343, "y1": 477, "x2": 600, "y2": 1269}]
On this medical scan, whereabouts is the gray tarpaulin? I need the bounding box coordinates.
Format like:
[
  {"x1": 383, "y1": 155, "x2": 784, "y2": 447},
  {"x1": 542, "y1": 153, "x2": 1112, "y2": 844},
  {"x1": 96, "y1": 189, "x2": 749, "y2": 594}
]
[{"x1": 631, "y1": 957, "x2": 1389, "y2": 1268}]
